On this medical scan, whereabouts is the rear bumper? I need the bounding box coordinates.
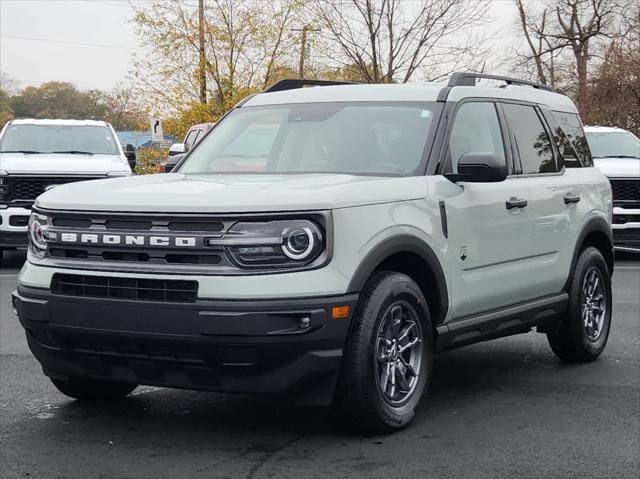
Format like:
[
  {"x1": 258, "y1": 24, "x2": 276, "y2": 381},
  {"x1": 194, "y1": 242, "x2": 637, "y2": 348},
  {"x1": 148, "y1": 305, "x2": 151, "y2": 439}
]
[{"x1": 13, "y1": 286, "x2": 358, "y2": 404}]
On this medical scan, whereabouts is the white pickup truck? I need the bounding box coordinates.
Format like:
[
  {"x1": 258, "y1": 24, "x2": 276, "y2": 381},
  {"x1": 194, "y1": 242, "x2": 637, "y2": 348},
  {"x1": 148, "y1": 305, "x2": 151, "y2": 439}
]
[
  {"x1": 0, "y1": 119, "x2": 134, "y2": 261},
  {"x1": 585, "y1": 126, "x2": 640, "y2": 252}
]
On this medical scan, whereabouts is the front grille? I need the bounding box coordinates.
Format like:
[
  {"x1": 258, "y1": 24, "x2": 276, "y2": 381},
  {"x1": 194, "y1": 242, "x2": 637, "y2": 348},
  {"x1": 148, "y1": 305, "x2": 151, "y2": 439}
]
[
  {"x1": 2, "y1": 176, "x2": 101, "y2": 206},
  {"x1": 51, "y1": 273, "x2": 198, "y2": 303},
  {"x1": 610, "y1": 179, "x2": 640, "y2": 203},
  {"x1": 44, "y1": 212, "x2": 238, "y2": 271}
]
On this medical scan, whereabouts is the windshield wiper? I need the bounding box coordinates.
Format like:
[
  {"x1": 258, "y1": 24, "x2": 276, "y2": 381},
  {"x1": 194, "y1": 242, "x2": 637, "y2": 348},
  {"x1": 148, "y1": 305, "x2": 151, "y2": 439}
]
[
  {"x1": 0, "y1": 150, "x2": 43, "y2": 154},
  {"x1": 596, "y1": 155, "x2": 640, "y2": 159},
  {"x1": 51, "y1": 150, "x2": 95, "y2": 155}
]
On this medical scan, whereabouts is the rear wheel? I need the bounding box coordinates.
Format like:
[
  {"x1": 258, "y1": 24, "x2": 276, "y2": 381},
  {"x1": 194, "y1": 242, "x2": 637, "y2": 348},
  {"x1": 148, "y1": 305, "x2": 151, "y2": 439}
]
[
  {"x1": 50, "y1": 377, "x2": 137, "y2": 401},
  {"x1": 547, "y1": 247, "x2": 612, "y2": 362},
  {"x1": 336, "y1": 271, "x2": 433, "y2": 433}
]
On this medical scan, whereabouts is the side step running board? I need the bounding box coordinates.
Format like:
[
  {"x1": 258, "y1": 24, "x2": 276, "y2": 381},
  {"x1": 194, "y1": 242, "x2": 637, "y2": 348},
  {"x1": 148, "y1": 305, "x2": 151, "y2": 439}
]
[{"x1": 435, "y1": 293, "x2": 568, "y2": 352}]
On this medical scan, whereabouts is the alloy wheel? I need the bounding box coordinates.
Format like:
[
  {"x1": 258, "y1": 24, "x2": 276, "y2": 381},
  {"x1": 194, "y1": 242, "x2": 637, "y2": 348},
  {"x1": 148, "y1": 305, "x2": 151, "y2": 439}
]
[
  {"x1": 374, "y1": 301, "x2": 423, "y2": 405},
  {"x1": 582, "y1": 267, "x2": 607, "y2": 342}
]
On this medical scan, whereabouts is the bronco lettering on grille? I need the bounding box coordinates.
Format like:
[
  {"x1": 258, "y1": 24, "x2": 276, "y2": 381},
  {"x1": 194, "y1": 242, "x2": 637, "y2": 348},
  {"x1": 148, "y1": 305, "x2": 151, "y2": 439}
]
[{"x1": 58, "y1": 233, "x2": 197, "y2": 248}]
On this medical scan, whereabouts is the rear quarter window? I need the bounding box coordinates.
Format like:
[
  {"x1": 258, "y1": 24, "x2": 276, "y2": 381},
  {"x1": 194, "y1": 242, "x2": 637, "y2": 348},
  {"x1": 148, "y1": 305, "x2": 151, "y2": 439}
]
[{"x1": 551, "y1": 111, "x2": 593, "y2": 167}]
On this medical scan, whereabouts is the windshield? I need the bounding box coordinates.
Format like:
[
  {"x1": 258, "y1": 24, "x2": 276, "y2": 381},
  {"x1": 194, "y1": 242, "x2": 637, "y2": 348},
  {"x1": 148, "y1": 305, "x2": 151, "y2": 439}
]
[
  {"x1": 586, "y1": 130, "x2": 640, "y2": 159},
  {"x1": 0, "y1": 124, "x2": 120, "y2": 155},
  {"x1": 180, "y1": 102, "x2": 440, "y2": 175}
]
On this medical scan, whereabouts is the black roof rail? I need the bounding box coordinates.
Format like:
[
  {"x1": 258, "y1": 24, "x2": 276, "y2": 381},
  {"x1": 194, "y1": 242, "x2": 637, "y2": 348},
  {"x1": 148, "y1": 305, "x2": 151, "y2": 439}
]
[
  {"x1": 264, "y1": 79, "x2": 354, "y2": 93},
  {"x1": 447, "y1": 72, "x2": 555, "y2": 92}
]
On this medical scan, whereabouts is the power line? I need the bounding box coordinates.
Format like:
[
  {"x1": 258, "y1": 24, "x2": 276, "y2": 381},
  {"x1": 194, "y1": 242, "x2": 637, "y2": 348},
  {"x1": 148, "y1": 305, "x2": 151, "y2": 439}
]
[{"x1": 0, "y1": 34, "x2": 142, "y2": 52}]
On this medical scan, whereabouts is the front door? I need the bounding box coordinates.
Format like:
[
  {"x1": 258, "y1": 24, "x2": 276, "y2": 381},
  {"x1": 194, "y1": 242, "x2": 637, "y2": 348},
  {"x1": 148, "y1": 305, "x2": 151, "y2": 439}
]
[{"x1": 438, "y1": 101, "x2": 534, "y2": 319}]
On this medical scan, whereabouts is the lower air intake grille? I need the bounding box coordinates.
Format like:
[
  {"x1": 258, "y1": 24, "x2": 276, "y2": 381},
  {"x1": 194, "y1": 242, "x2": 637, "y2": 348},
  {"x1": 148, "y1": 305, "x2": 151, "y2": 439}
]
[{"x1": 51, "y1": 274, "x2": 198, "y2": 303}]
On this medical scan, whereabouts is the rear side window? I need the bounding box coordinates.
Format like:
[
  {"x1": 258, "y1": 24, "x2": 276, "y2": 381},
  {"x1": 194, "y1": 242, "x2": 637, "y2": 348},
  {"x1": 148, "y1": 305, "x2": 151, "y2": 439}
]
[
  {"x1": 503, "y1": 104, "x2": 557, "y2": 174},
  {"x1": 551, "y1": 111, "x2": 593, "y2": 167}
]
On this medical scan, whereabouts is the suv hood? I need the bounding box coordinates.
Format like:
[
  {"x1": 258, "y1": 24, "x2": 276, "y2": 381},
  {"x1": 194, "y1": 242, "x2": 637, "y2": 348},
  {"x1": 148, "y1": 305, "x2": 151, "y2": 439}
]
[
  {"x1": 593, "y1": 157, "x2": 640, "y2": 178},
  {"x1": 0, "y1": 152, "x2": 130, "y2": 175},
  {"x1": 35, "y1": 173, "x2": 428, "y2": 213}
]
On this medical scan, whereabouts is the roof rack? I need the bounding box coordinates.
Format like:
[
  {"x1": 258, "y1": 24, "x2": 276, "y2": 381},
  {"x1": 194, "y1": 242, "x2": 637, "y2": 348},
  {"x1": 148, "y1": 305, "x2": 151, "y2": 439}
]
[
  {"x1": 447, "y1": 72, "x2": 555, "y2": 92},
  {"x1": 264, "y1": 79, "x2": 354, "y2": 93}
]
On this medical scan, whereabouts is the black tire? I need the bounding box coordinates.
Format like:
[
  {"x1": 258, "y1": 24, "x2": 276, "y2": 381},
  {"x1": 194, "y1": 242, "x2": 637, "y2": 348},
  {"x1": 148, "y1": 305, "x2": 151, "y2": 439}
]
[
  {"x1": 335, "y1": 271, "x2": 433, "y2": 434},
  {"x1": 547, "y1": 247, "x2": 612, "y2": 362},
  {"x1": 50, "y1": 377, "x2": 137, "y2": 401}
]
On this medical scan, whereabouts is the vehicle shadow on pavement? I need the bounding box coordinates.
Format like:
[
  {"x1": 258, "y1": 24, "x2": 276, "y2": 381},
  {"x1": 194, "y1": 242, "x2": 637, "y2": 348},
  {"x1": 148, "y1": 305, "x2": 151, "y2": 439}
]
[{"x1": 42, "y1": 338, "x2": 575, "y2": 439}]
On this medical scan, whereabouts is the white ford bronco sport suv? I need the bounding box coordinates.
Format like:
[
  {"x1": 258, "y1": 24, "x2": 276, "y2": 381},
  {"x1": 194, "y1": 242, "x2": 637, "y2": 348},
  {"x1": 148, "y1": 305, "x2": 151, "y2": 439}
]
[
  {"x1": 0, "y1": 119, "x2": 134, "y2": 261},
  {"x1": 584, "y1": 126, "x2": 640, "y2": 252},
  {"x1": 13, "y1": 74, "x2": 614, "y2": 433}
]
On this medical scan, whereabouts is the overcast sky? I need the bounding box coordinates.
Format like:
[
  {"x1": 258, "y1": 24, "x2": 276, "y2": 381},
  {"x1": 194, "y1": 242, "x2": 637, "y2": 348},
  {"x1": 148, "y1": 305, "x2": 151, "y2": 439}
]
[{"x1": 0, "y1": 0, "x2": 519, "y2": 92}]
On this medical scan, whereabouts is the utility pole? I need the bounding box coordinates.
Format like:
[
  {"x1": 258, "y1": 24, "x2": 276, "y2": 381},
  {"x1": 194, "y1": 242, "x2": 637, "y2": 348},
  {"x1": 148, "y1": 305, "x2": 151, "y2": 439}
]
[
  {"x1": 198, "y1": 0, "x2": 207, "y2": 104},
  {"x1": 292, "y1": 25, "x2": 320, "y2": 79}
]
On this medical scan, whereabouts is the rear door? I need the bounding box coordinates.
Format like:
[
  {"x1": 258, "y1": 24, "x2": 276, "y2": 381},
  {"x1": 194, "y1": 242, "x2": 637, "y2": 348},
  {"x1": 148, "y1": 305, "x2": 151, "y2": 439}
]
[
  {"x1": 501, "y1": 103, "x2": 581, "y2": 297},
  {"x1": 441, "y1": 100, "x2": 535, "y2": 319}
]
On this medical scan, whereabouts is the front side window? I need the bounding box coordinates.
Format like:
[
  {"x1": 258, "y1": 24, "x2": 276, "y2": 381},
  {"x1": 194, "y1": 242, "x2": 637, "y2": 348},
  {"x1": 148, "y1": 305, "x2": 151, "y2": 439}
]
[
  {"x1": 180, "y1": 102, "x2": 440, "y2": 176},
  {"x1": 446, "y1": 102, "x2": 505, "y2": 173},
  {"x1": 0, "y1": 124, "x2": 119, "y2": 156},
  {"x1": 585, "y1": 130, "x2": 640, "y2": 160},
  {"x1": 503, "y1": 104, "x2": 557, "y2": 174}
]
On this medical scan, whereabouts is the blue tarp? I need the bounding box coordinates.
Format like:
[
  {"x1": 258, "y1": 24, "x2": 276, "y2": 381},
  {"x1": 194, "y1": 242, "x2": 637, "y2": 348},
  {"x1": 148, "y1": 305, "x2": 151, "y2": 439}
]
[{"x1": 116, "y1": 131, "x2": 176, "y2": 149}]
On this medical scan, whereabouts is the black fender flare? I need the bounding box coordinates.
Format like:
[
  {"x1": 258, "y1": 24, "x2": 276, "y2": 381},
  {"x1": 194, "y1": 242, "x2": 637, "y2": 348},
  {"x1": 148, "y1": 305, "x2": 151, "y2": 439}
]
[
  {"x1": 346, "y1": 235, "x2": 449, "y2": 324},
  {"x1": 563, "y1": 216, "x2": 614, "y2": 291}
]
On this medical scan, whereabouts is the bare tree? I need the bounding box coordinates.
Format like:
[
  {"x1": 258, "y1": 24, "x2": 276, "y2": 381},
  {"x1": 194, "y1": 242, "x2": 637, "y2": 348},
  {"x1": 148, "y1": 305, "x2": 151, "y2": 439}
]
[
  {"x1": 514, "y1": 0, "x2": 557, "y2": 86},
  {"x1": 312, "y1": 0, "x2": 490, "y2": 84},
  {"x1": 553, "y1": 0, "x2": 620, "y2": 105},
  {"x1": 0, "y1": 72, "x2": 20, "y2": 96},
  {"x1": 514, "y1": 0, "x2": 622, "y2": 105}
]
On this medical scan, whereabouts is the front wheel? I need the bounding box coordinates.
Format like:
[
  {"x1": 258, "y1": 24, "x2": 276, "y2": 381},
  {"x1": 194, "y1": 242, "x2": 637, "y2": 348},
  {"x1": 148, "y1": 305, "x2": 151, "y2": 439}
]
[
  {"x1": 335, "y1": 271, "x2": 433, "y2": 433},
  {"x1": 547, "y1": 247, "x2": 612, "y2": 362},
  {"x1": 51, "y1": 377, "x2": 137, "y2": 401}
]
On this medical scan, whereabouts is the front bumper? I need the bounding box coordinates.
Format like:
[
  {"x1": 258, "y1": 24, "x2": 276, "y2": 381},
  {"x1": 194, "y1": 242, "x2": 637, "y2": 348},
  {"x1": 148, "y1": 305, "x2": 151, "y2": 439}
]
[
  {"x1": 612, "y1": 207, "x2": 640, "y2": 252},
  {"x1": 0, "y1": 206, "x2": 30, "y2": 247},
  {"x1": 13, "y1": 286, "x2": 358, "y2": 404}
]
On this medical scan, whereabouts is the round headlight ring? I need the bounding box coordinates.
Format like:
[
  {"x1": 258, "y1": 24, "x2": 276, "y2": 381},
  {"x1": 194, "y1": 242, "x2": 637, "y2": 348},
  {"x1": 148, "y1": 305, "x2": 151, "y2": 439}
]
[{"x1": 282, "y1": 227, "x2": 315, "y2": 260}]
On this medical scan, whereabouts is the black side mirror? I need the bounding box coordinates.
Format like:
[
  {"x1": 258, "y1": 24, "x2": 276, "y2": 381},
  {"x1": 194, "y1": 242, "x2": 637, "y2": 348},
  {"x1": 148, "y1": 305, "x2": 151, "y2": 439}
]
[
  {"x1": 445, "y1": 152, "x2": 507, "y2": 183},
  {"x1": 124, "y1": 144, "x2": 137, "y2": 171}
]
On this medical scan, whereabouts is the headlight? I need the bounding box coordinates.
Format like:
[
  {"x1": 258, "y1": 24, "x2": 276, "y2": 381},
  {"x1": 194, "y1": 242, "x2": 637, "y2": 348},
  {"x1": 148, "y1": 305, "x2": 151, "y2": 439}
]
[
  {"x1": 28, "y1": 212, "x2": 51, "y2": 256},
  {"x1": 219, "y1": 219, "x2": 325, "y2": 269}
]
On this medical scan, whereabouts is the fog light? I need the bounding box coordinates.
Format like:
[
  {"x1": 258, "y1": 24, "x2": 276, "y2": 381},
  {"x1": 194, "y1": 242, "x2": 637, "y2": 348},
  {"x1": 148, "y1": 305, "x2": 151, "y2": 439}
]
[{"x1": 299, "y1": 316, "x2": 311, "y2": 329}]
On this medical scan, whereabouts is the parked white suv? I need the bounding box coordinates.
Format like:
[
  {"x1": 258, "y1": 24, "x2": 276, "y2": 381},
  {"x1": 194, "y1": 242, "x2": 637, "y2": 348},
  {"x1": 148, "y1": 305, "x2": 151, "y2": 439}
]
[
  {"x1": 585, "y1": 126, "x2": 640, "y2": 252},
  {"x1": 0, "y1": 119, "x2": 134, "y2": 261},
  {"x1": 13, "y1": 74, "x2": 614, "y2": 433}
]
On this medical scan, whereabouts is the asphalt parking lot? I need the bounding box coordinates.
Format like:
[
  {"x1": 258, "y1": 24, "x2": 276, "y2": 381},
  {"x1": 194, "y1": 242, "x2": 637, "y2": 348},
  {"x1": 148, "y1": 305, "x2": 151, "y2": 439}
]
[{"x1": 1, "y1": 250, "x2": 638, "y2": 479}]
